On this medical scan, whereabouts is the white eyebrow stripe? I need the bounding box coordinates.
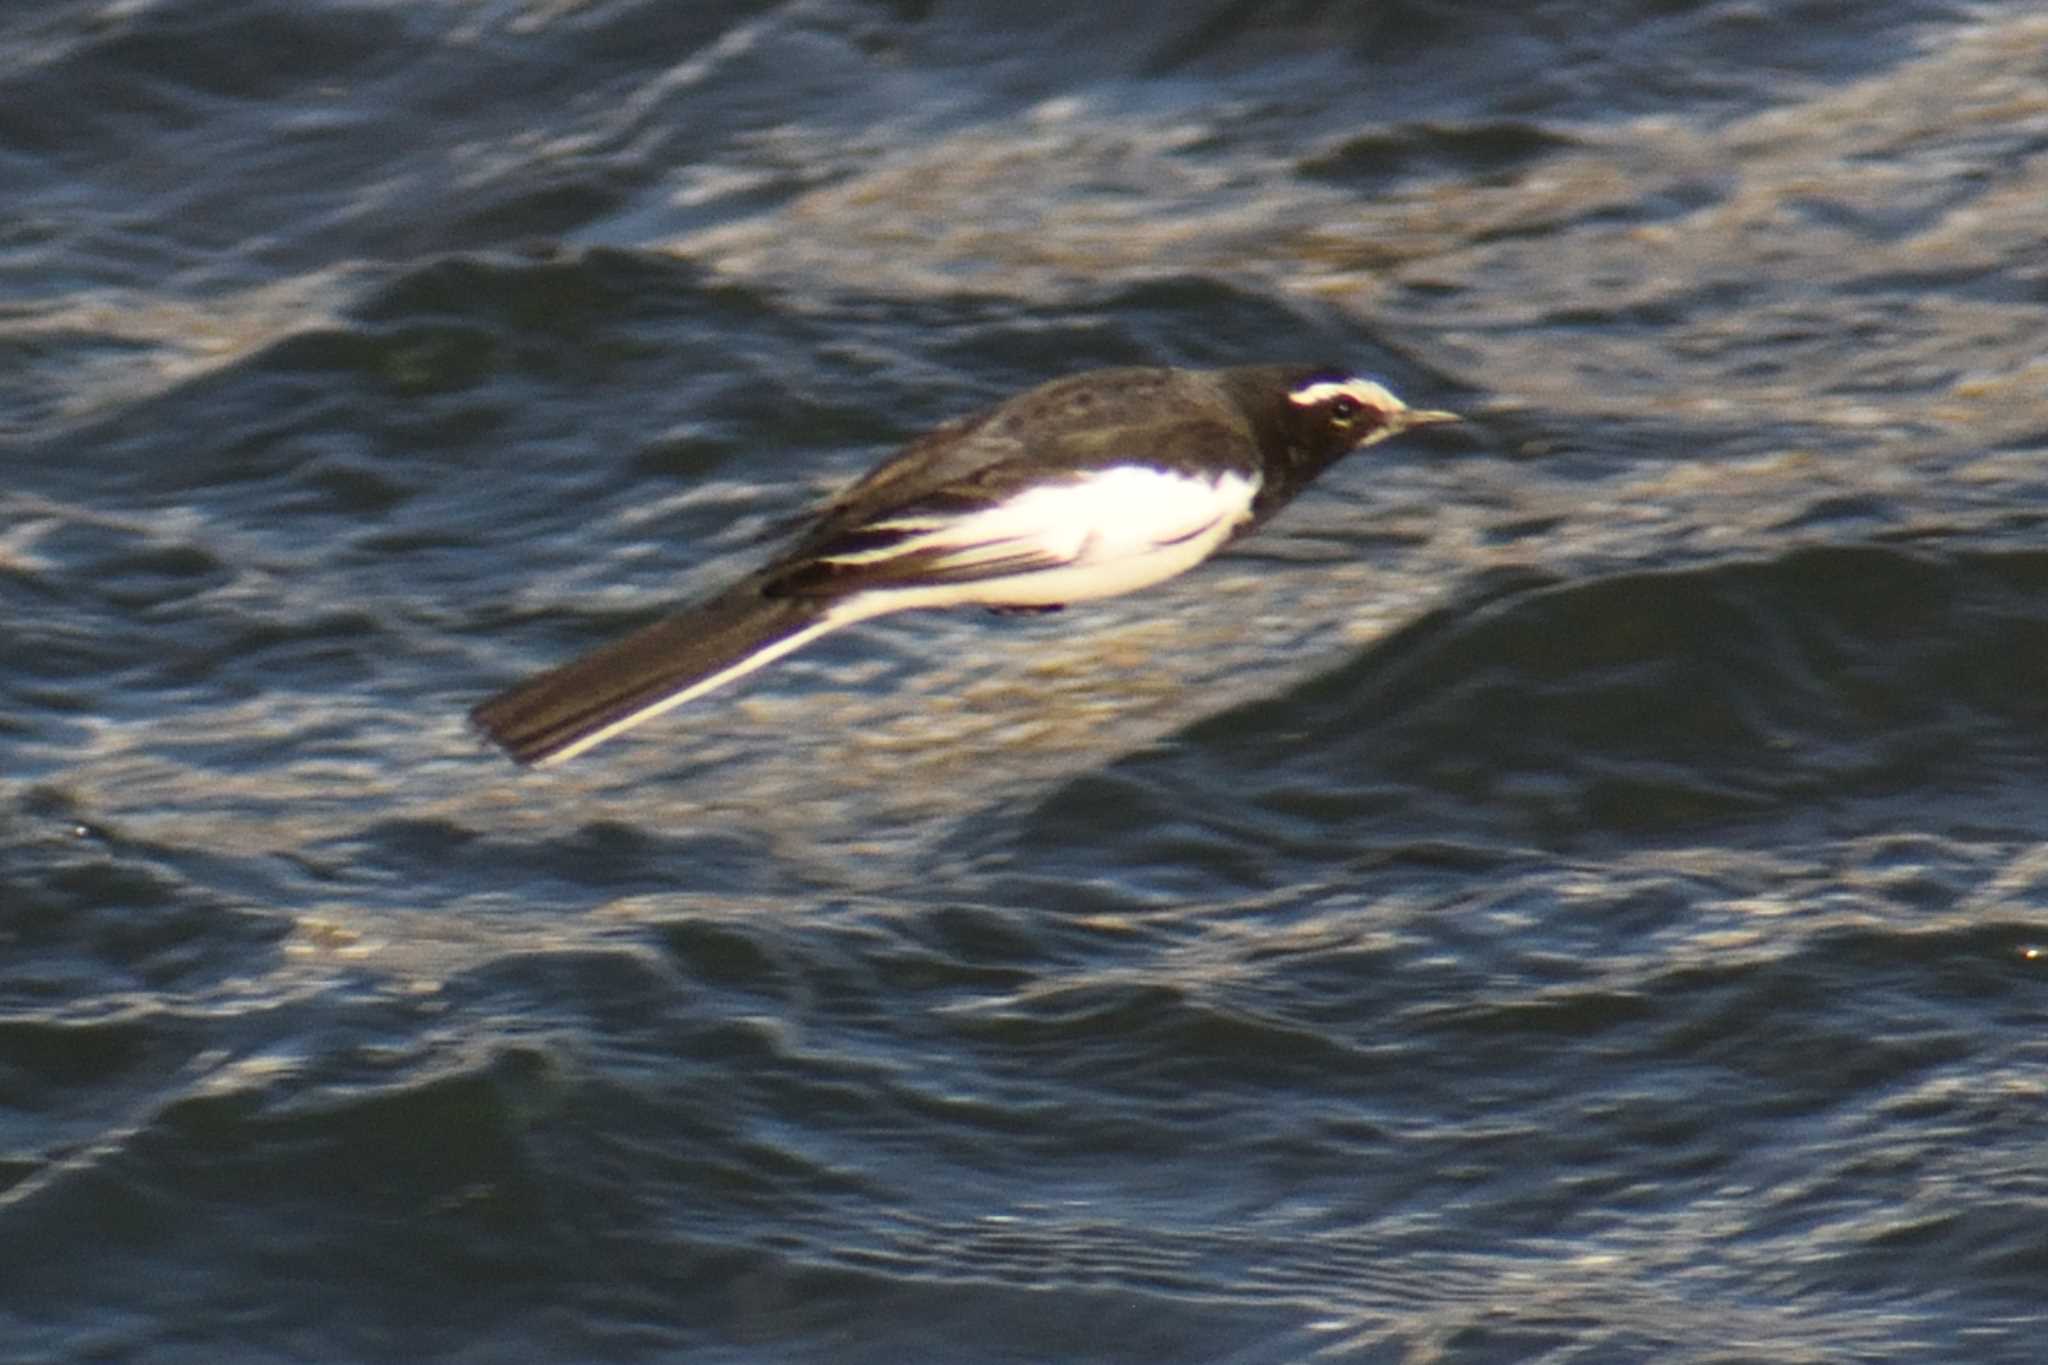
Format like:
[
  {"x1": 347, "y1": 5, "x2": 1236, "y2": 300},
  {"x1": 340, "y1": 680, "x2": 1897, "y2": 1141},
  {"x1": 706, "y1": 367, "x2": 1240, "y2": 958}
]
[{"x1": 1287, "y1": 379, "x2": 1405, "y2": 409}]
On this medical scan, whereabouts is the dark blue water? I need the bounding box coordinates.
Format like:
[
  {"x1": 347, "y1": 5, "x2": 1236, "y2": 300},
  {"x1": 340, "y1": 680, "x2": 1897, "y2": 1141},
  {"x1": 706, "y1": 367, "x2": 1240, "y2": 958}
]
[{"x1": 5, "y1": 2, "x2": 2047, "y2": 1361}]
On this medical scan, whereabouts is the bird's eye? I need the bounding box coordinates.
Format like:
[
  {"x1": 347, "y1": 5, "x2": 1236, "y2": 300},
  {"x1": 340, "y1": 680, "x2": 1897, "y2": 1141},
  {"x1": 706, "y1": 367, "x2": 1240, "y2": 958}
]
[{"x1": 1328, "y1": 396, "x2": 1361, "y2": 424}]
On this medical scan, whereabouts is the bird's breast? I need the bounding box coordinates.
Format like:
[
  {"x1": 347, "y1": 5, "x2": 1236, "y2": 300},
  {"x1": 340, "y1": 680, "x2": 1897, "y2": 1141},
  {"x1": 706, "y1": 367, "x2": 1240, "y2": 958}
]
[
  {"x1": 977, "y1": 464, "x2": 1259, "y2": 566},
  {"x1": 822, "y1": 463, "x2": 1261, "y2": 612}
]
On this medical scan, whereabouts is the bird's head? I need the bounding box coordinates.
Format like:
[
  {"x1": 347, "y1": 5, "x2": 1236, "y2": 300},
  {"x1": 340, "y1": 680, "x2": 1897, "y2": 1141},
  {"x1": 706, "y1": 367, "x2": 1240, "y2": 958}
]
[{"x1": 1263, "y1": 368, "x2": 1460, "y2": 463}]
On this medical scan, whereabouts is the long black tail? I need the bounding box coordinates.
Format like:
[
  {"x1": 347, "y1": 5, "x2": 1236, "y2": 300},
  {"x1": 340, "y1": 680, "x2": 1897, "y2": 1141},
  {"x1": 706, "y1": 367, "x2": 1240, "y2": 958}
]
[{"x1": 470, "y1": 585, "x2": 838, "y2": 766}]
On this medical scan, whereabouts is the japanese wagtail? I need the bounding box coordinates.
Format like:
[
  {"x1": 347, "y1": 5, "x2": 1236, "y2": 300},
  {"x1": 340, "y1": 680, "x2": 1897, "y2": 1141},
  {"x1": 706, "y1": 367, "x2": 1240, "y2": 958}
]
[{"x1": 472, "y1": 364, "x2": 1458, "y2": 766}]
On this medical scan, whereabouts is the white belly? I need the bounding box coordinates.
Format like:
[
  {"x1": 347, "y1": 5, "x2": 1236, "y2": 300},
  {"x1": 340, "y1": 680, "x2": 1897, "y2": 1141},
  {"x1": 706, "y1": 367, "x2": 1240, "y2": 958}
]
[{"x1": 823, "y1": 464, "x2": 1260, "y2": 618}]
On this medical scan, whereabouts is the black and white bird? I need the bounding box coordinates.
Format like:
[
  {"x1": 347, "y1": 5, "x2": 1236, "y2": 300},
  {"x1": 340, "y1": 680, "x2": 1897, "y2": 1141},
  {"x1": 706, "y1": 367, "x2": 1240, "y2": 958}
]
[{"x1": 472, "y1": 364, "x2": 1458, "y2": 766}]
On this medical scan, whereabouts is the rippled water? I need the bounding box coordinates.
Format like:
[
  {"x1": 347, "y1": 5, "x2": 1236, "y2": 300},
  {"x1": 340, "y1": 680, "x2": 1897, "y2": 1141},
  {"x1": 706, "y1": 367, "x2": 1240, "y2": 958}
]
[{"x1": 4, "y1": 2, "x2": 2047, "y2": 1361}]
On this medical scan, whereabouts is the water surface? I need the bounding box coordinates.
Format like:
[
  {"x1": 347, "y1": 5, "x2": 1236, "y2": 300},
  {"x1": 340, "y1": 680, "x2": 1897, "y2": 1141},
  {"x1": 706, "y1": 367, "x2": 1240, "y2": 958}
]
[{"x1": 4, "y1": 2, "x2": 2047, "y2": 1361}]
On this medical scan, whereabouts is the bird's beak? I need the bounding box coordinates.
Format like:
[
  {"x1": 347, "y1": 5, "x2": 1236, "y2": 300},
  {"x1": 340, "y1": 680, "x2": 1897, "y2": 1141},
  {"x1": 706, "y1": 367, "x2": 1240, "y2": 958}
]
[{"x1": 1394, "y1": 407, "x2": 1460, "y2": 431}]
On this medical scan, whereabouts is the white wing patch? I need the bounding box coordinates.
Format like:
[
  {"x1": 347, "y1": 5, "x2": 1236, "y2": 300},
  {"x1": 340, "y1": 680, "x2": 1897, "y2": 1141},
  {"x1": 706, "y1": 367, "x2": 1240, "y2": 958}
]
[
  {"x1": 1287, "y1": 378, "x2": 1404, "y2": 411},
  {"x1": 818, "y1": 464, "x2": 1261, "y2": 609}
]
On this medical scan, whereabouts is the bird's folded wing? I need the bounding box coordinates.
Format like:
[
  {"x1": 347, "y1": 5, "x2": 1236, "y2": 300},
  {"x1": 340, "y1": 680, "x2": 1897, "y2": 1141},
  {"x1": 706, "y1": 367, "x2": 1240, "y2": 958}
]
[
  {"x1": 766, "y1": 464, "x2": 1257, "y2": 598},
  {"x1": 769, "y1": 538, "x2": 1068, "y2": 596},
  {"x1": 798, "y1": 412, "x2": 1253, "y2": 546}
]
